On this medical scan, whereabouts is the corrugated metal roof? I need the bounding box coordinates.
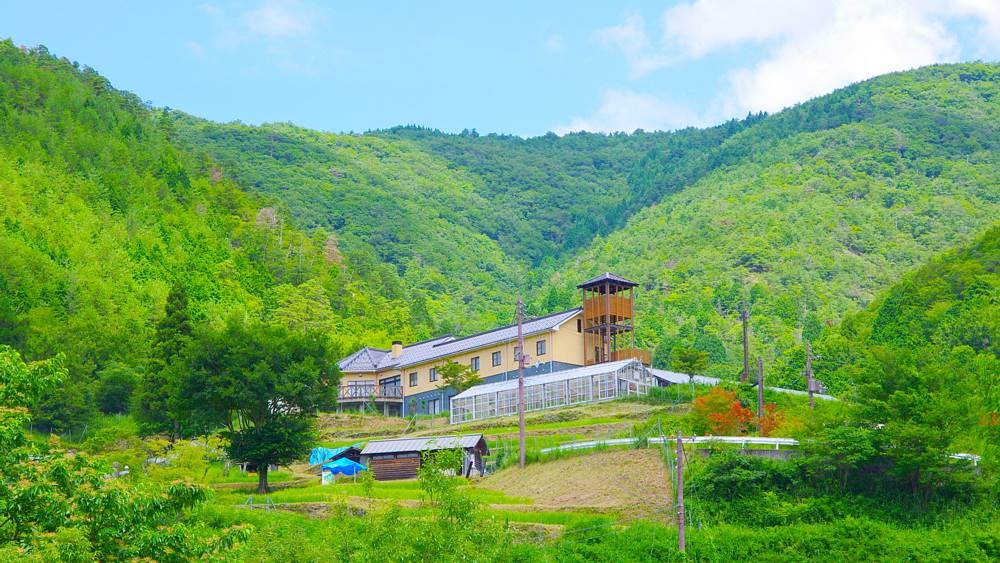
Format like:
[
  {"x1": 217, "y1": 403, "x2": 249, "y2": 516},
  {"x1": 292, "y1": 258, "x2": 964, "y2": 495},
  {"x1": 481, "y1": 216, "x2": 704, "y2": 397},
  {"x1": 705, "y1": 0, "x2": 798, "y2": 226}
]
[
  {"x1": 339, "y1": 308, "x2": 581, "y2": 373},
  {"x1": 451, "y1": 359, "x2": 641, "y2": 400},
  {"x1": 648, "y1": 368, "x2": 721, "y2": 386},
  {"x1": 360, "y1": 434, "x2": 485, "y2": 455}
]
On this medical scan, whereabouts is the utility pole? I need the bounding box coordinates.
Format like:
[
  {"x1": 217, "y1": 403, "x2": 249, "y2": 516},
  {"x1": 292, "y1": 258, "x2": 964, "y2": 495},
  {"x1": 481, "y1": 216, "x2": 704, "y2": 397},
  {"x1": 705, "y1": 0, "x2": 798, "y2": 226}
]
[
  {"x1": 740, "y1": 303, "x2": 750, "y2": 383},
  {"x1": 756, "y1": 356, "x2": 764, "y2": 421},
  {"x1": 676, "y1": 430, "x2": 685, "y2": 553},
  {"x1": 805, "y1": 340, "x2": 815, "y2": 410},
  {"x1": 517, "y1": 297, "x2": 526, "y2": 469}
]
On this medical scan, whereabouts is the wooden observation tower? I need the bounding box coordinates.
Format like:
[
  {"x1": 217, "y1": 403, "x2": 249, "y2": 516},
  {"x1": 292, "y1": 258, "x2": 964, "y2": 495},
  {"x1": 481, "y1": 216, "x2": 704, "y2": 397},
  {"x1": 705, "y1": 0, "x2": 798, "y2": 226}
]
[{"x1": 578, "y1": 273, "x2": 648, "y2": 366}]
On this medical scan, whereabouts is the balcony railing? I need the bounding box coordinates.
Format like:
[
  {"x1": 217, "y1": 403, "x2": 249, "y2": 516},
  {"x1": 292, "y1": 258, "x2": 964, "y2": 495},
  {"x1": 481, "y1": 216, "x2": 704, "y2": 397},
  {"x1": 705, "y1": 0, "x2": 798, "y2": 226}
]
[
  {"x1": 338, "y1": 384, "x2": 404, "y2": 402},
  {"x1": 585, "y1": 348, "x2": 651, "y2": 366}
]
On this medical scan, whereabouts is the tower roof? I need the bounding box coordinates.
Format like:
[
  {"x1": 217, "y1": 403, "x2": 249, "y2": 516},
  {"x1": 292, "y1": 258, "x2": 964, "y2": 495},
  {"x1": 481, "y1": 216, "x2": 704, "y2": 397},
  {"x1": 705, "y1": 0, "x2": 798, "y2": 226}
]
[{"x1": 577, "y1": 272, "x2": 638, "y2": 290}]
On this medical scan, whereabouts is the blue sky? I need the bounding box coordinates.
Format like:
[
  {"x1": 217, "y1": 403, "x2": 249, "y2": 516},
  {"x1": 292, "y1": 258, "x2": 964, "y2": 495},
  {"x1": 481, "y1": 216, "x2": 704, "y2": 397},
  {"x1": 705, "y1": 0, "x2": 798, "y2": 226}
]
[{"x1": 7, "y1": 1, "x2": 1000, "y2": 137}]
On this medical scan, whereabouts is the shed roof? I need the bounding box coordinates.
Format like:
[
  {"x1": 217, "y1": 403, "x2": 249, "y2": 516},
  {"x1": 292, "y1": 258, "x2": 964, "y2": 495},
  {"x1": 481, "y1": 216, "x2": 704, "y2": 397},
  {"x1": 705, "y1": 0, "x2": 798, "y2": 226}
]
[
  {"x1": 648, "y1": 368, "x2": 721, "y2": 386},
  {"x1": 360, "y1": 434, "x2": 486, "y2": 455},
  {"x1": 451, "y1": 359, "x2": 641, "y2": 400}
]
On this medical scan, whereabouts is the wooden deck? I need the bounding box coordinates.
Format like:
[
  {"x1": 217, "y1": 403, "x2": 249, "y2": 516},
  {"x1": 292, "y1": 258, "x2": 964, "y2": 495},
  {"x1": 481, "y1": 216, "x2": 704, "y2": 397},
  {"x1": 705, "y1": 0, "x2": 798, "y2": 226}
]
[
  {"x1": 338, "y1": 384, "x2": 403, "y2": 402},
  {"x1": 584, "y1": 348, "x2": 650, "y2": 366}
]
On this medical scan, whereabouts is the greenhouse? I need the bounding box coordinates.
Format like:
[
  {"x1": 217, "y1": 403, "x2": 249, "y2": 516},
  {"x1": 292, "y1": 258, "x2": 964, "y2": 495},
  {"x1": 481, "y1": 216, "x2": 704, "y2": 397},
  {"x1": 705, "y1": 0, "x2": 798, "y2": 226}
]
[{"x1": 449, "y1": 359, "x2": 654, "y2": 424}]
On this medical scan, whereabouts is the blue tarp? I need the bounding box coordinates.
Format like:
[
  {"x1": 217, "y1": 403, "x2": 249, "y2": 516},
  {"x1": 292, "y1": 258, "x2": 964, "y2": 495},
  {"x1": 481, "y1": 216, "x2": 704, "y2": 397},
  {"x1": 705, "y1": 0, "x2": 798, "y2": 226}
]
[
  {"x1": 309, "y1": 444, "x2": 362, "y2": 466},
  {"x1": 309, "y1": 447, "x2": 345, "y2": 466},
  {"x1": 322, "y1": 458, "x2": 367, "y2": 476}
]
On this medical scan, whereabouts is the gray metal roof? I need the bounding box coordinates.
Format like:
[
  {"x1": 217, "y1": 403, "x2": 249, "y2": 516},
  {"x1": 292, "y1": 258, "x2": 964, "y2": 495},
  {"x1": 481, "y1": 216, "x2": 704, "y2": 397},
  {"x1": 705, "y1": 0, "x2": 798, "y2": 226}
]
[
  {"x1": 577, "y1": 272, "x2": 638, "y2": 289},
  {"x1": 451, "y1": 359, "x2": 641, "y2": 400},
  {"x1": 648, "y1": 368, "x2": 721, "y2": 386},
  {"x1": 360, "y1": 434, "x2": 485, "y2": 455},
  {"x1": 647, "y1": 368, "x2": 836, "y2": 400},
  {"x1": 339, "y1": 308, "x2": 581, "y2": 372},
  {"x1": 337, "y1": 347, "x2": 389, "y2": 373}
]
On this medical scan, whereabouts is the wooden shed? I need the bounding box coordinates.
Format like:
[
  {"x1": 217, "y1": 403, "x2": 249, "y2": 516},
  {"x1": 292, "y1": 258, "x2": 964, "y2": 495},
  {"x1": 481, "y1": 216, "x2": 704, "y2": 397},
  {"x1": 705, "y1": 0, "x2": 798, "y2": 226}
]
[{"x1": 359, "y1": 434, "x2": 489, "y2": 481}]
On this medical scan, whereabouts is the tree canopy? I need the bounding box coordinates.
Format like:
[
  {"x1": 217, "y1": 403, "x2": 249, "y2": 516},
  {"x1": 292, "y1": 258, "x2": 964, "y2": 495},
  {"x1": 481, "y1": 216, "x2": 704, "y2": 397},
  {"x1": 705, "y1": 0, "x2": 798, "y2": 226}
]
[{"x1": 178, "y1": 320, "x2": 340, "y2": 492}]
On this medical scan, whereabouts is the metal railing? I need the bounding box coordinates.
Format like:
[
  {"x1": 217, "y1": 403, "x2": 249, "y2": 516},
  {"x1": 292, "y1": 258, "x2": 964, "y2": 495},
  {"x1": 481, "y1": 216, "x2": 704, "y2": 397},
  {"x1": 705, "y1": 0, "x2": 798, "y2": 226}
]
[
  {"x1": 585, "y1": 348, "x2": 651, "y2": 366},
  {"x1": 338, "y1": 384, "x2": 403, "y2": 401}
]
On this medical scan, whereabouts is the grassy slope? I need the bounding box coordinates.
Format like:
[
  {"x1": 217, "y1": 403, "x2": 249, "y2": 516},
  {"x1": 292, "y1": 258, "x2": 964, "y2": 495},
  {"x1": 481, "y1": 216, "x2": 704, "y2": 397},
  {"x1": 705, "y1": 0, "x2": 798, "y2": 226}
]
[{"x1": 480, "y1": 448, "x2": 671, "y2": 516}]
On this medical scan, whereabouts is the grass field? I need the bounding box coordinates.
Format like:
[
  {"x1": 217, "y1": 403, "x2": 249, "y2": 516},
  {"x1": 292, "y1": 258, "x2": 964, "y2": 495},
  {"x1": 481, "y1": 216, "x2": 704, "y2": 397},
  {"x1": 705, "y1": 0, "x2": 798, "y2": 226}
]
[{"x1": 206, "y1": 399, "x2": 682, "y2": 537}]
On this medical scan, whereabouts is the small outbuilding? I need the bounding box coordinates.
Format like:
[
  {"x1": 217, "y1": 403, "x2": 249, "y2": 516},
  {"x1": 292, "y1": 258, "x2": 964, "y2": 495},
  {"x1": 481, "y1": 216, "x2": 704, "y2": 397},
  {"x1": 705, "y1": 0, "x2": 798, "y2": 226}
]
[
  {"x1": 309, "y1": 445, "x2": 362, "y2": 467},
  {"x1": 359, "y1": 434, "x2": 489, "y2": 481}
]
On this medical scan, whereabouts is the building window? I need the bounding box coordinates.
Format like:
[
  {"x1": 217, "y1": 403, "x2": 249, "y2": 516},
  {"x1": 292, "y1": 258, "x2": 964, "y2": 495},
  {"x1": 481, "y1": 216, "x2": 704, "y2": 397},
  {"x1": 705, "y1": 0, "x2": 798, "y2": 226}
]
[
  {"x1": 536, "y1": 339, "x2": 546, "y2": 356},
  {"x1": 470, "y1": 356, "x2": 480, "y2": 371},
  {"x1": 429, "y1": 367, "x2": 438, "y2": 382},
  {"x1": 428, "y1": 398, "x2": 440, "y2": 415},
  {"x1": 409, "y1": 372, "x2": 418, "y2": 387},
  {"x1": 492, "y1": 351, "x2": 502, "y2": 366},
  {"x1": 577, "y1": 319, "x2": 582, "y2": 333}
]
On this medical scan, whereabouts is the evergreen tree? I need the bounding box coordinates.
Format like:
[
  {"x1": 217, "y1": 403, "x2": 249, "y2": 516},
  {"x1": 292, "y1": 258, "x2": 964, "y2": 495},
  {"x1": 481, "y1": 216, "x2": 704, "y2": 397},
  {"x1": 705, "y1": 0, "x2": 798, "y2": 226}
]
[{"x1": 134, "y1": 284, "x2": 192, "y2": 436}]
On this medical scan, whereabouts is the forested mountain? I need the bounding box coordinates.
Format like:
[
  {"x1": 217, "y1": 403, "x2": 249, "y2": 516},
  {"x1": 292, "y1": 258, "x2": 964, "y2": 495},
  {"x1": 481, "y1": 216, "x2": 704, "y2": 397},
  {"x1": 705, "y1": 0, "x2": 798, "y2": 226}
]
[
  {"x1": 549, "y1": 63, "x2": 1000, "y2": 384},
  {"x1": 0, "y1": 41, "x2": 430, "y2": 430},
  {"x1": 169, "y1": 113, "x2": 758, "y2": 330},
  {"x1": 811, "y1": 225, "x2": 999, "y2": 478},
  {"x1": 3, "y1": 37, "x2": 1000, "y2": 436},
  {"x1": 174, "y1": 63, "x2": 1000, "y2": 389}
]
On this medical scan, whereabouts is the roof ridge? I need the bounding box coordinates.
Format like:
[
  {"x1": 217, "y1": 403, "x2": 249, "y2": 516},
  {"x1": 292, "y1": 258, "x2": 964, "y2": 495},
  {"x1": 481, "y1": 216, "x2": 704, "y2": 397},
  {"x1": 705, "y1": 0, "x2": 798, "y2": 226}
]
[{"x1": 433, "y1": 307, "x2": 581, "y2": 348}]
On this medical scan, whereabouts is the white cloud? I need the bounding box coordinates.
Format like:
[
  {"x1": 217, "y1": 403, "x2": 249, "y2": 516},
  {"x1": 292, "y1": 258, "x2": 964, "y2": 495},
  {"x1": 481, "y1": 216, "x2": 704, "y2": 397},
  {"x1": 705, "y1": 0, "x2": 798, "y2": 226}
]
[
  {"x1": 194, "y1": 1, "x2": 320, "y2": 49},
  {"x1": 242, "y1": 0, "x2": 314, "y2": 39},
  {"x1": 718, "y1": 1, "x2": 960, "y2": 116},
  {"x1": 662, "y1": 0, "x2": 827, "y2": 58},
  {"x1": 947, "y1": 0, "x2": 1000, "y2": 54},
  {"x1": 596, "y1": 0, "x2": 1000, "y2": 124},
  {"x1": 185, "y1": 41, "x2": 206, "y2": 57},
  {"x1": 553, "y1": 89, "x2": 701, "y2": 134},
  {"x1": 597, "y1": 14, "x2": 669, "y2": 78},
  {"x1": 545, "y1": 34, "x2": 565, "y2": 51},
  {"x1": 189, "y1": 1, "x2": 326, "y2": 73}
]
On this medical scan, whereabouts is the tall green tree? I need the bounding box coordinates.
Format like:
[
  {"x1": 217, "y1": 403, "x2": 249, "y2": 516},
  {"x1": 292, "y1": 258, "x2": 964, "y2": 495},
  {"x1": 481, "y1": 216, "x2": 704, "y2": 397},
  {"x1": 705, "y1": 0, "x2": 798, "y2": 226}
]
[
  {"x1": 178, "y1": 320, "x2": 339, "y2": 492},
  {"x1": 134, "y1": 284, "x2": 192, "y2": 436}
]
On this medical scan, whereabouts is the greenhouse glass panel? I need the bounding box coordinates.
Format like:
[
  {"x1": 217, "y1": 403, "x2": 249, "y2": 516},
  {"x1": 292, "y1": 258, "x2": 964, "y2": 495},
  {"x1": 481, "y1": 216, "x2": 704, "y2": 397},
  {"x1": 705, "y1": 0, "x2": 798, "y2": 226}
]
[
  {"x1": 544, "y1": 381, "x2": 566, "y2": 408},
  {"x1": 448, "y1": 360, "x2": 649, "y2": 424},
  {"x1": 568, "y1": 377, "x2": 589, "y2": 403},
  {"x1": 497, "y1": 389, "x2": 517, "y2": 416}
]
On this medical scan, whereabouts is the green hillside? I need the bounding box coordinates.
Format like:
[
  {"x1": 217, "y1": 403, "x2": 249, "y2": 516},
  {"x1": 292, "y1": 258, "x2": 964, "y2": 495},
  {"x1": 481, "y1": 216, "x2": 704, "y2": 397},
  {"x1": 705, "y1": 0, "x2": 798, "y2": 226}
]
[
  {"x1": 371, "y1": 121, "x2": 758, "y2": 265},
  {"x1": 820, "y1": 224, "x2": 999, "y2": 456},
  {"x1": 170, "y1": 114, "x2": 757, "y2": 333},
  {"x1": 174, "y1": 62, "x2": 1000, "y2": 391},
  {"x1": 4, "y1": 39, "x2": 1000, "y2": 426},
  {"x1": 0, "y1": 41, "x2": 425, "y2": 430},
  {"x1": 550, "y1": 63, "x2": 1000, "y2": 387}
]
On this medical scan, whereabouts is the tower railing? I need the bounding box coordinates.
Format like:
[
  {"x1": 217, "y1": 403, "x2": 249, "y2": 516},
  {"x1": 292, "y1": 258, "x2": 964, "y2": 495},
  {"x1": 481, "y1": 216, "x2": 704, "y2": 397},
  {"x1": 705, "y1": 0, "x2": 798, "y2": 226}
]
[{"x1": 584, "y1": 348, "x2": 650, "y2": 366}]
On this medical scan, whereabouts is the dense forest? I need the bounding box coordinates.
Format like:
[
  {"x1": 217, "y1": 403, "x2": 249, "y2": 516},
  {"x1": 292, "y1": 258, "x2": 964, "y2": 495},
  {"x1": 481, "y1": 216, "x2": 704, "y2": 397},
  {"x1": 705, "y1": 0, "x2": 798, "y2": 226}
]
[
  {"x1": 174, "y1": 63, "x2": 1000, "y2": 389},
  {"x1": 0, "y1": 41, "x2": 428, "y2": 432},
  {"x1": 3, "y1": 39, "x2": 1000, "y2": 432},
  {"x1": 2, "y1": 38, "x2": 999, "y2": 561}
]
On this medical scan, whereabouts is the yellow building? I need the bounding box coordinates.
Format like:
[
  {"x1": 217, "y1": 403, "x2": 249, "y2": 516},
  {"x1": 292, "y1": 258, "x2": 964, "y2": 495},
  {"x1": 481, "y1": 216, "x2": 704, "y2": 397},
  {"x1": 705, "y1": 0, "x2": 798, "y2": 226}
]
[{"x1": 336, "y1": 273, "x2": 650, "y2": 416}]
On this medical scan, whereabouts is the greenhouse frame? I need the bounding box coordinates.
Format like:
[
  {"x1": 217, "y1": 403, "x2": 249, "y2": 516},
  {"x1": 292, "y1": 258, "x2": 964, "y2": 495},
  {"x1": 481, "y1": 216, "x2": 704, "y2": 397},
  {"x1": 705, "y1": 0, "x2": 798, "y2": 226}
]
[{"x1": 449, "y1": 359, "x2": 654, "y2": 424}]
